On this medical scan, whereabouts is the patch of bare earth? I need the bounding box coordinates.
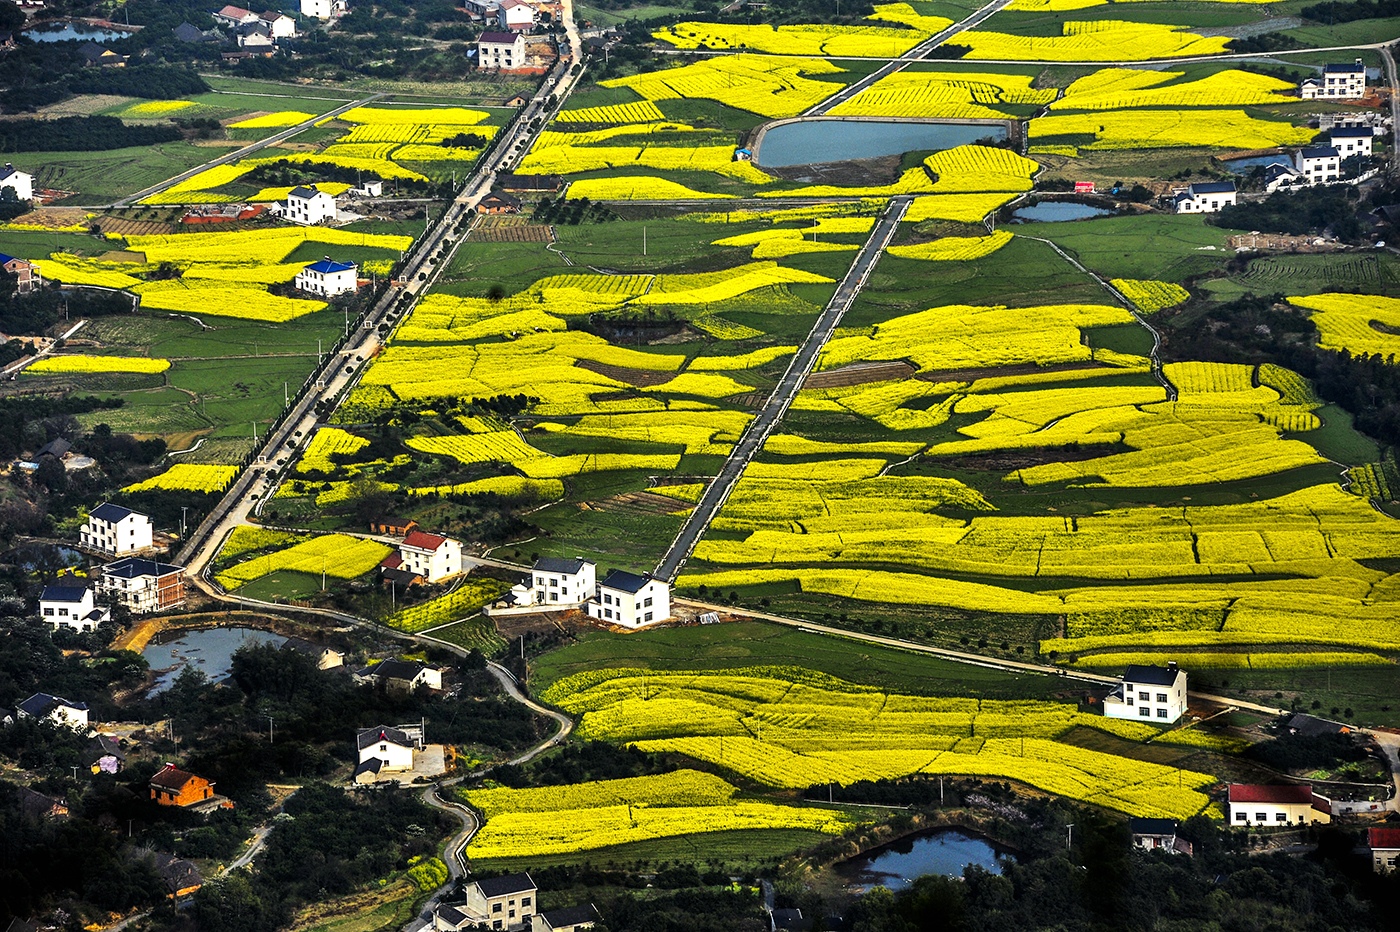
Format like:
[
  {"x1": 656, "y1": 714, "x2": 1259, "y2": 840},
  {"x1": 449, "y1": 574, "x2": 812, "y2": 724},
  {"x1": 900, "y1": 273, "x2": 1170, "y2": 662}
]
[
  {"x1": 805, "y1": 361, "x2": 914, "y2": 390},
  {"x1": 574, "y1": 358, "x2": 674, "y2": 387}
]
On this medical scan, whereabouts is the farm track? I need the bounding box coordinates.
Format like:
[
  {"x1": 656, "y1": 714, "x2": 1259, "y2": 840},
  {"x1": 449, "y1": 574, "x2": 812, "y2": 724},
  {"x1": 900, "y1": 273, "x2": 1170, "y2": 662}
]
[{"x1": 653, "y1": 196, "x2": 912, "y2": 581}]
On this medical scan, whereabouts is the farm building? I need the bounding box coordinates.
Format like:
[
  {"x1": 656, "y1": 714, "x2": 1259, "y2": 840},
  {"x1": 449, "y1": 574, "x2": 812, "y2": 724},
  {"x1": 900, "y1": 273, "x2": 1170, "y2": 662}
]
[
  {"x1": 380, "y1": 530, "x2": 462, "y2": 583},
  {"x1": 295, "y1": 257, "x2": 358, "y2": 296},
  {"x1": 0, "y1": 253, "x2": 41, "y2": 294},
  {"x1": 1330, "y1": 125, "x2": 1374, "y2": 158},
  {"x1": 237, "y1": 23, "x2": 274, "y2": 48},
  {"x1": 97, "y1": 557, "x2": 187, "y2": 614},
  {"x1": 0, "y1": 163, "x2": 33, "y2": 201},
  {"x1": 258, "y1": 10, "x2": 296, "y2": 36},
  {"x1": 478, "y1": 190, "x2": 521, "y2": 214},
  {"x1": 352, "y1": 659, "x2": 443, "y2": 692},
  {"x1": 282, "y1": 637, "x2": 344, "y2": 669},
  {"x1": 301, "y1": 0, "x2": 348, "y2": 17},
  {"x1": 1297, "y1": 146, "x2": 1342, "y2": 184},
  {"x1": 1300, "y1": 58, "x2": 1366, "y2": 99},
  {"x1": 478, "y1": 30, "x2": 525, "y2": 71},
  {"x1": 149, "y1": 764, "x2": 233, "y2": 810},
  {"x1": 529, "y1": 556, "x2": 595, "y2": 608},
  {"x1": 1172, "y1": 181, "x2": 1236, "y2": 214},
  {"x1": 354, "y1": 724, "x2": 418, "y2": 783},
  {"x1": 586, "y1": 569, "x2": 670, "y2": 628},
  {"x1": 370, "y1": 517, "x2": 418, "y2": 536},
  {"x1": 1263, "y1": 162, "x2": 1305, "y2": 193},
  {"x1": 81, "y1": 503, "x2": 153, "y2": 556},
  {"x1": 88, "y1": 735, "x2": 126, "y2": 774},
  {"x1": 283, "y1": 184, "x2": 337, "y2": 225},
  {"x1": 1102, "y1": 662, "x2": 1187, "y2": 723},
  {"x1": 1129, "y1": 818, "x2": 1192, "y2": 855},
  {"x1": 1369, "y1": 826, "x2": 1400, "y2": 873},
  {"x1": 1227, "y1": 784, "x2": 1330, "y2": 826},
  {"x1": 39, "y1": 584, "x2": 111, "y2": 630}
]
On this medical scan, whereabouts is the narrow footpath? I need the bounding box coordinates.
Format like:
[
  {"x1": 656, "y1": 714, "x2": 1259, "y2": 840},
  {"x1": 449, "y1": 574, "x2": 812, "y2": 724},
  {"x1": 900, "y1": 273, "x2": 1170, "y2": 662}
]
[{"x1": 652, "y1": 196, "x2": 912, "y2": 580}]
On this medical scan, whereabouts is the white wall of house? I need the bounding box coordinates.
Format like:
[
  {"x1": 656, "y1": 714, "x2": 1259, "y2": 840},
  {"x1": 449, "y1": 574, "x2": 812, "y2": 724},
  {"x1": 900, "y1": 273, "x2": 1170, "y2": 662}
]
[
  {"x1": 1298, "y1": 151, "x2": 1342, "y2": 183},
  {"x1": 1332, "y1": 132, "x2": 1373, "y2": 158},
  {"x1": 589, "y1": 578, "x2": 670, "y2": 628},
  {"x1": 1103, "y1": 668, "x2": 1187, "y2": 723},
  {"x1": 285, "y1": 188, "x2": 336, "y2": 225},
  {"x1": 359, "y1": 736, "x2": 414, "y2": 769},
  {"x1": 1229, "y1": 800, "x2": 1328, "y2": 827},
  {"x1": 81, "y1": 510, "x2": 153, "y2": 556},
  {"x1": 399, "y1": 537, "x2": 461, "y2": 583},
  {"x1": 532, "y1": 563, "x2": 594, "y2": 606},
  {"x1": 0, "y1": 165, "x2": 33, "y2": 201},
  {"x1": 295, "y1": 263, "x2": 358, "y2": 296},
  {"x1": 40, "y1": 589, "x2": 100, "y2": 629},
  {"x1": 260, "y1": 13, "x2": 296, "y2": 36}
]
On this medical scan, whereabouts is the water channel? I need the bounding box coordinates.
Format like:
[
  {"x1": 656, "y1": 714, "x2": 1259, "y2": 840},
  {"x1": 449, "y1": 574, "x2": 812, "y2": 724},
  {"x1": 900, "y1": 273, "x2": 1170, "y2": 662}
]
[
  {"x1": 756, "y1": 120, "x2": 1007, "y2": 168},
  {"x1": 142, "y1": 626, "x2": 285, "y2": 694},
  {"x1": 841, "y1": 829, "x2": 1010, "y2": 889}
]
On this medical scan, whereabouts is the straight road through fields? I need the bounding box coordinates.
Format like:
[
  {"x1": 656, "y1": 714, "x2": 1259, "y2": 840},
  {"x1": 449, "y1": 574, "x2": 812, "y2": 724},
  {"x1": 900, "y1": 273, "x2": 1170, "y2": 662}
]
[{"x1": 653, "y1": 196, "x2": 912, "y2": 581}]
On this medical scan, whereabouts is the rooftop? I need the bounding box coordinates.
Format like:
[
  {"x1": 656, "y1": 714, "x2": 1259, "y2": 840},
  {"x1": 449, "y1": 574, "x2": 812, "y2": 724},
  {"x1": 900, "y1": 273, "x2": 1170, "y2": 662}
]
[
  {"x1": 18, "y1": 692, "x2": 87, "y2": 718},
  {"x1": 103, "y1": 557, "x2": 183, "y2": 579},
  {"x1": 474, "y1": 872, "x2": 536, "y2": 898},
  {"x1": 1129, "y1": 817, "x2": 1178, "y2": 836},
  {"x1": 1188, "y1": 181, "x2": 1235, "y2": 195},
  {"x1": 306, "y1": 258, "x2": 356, "y2": 274},
  {"x1": 89, "y1": 502, "x2": 137, "y2": 523},
  {"x1": 479, "y1": 30, "x2": 518, "y2": 43},
  {"x1": 600, "y1": 569, "x2": 653, "y2": 594},
  {"x1": 1228, "y1": 784, "x2": 1314, "y2": 804},
  {"x1": 1369, "y1": 826, "x2": 1400, "y2": 849},
  {"x1": 41, "y1": 585, "x2": 88, "y2": 603},
  {"x1": 402, "y1": 530, "x2": 449, "y2": 551},
  {"x1": 150, "y1": 765, "x2": 201, "y2": 790},
  {"x1": 356, "y1": 724, "x2": 412, "y2": 751},
  {"x1": 1121, "y1": 664, "x2": 1180, "y2": 687},
  {"x1": 533, "y1": 556, "x2": 590, "y2": 575}
]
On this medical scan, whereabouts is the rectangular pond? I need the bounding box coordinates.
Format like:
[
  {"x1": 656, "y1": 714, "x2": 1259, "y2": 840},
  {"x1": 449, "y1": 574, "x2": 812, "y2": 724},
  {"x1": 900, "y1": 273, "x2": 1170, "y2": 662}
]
[{"x1": 756, "y1": 120, "x2": 1007, "y2": 168}]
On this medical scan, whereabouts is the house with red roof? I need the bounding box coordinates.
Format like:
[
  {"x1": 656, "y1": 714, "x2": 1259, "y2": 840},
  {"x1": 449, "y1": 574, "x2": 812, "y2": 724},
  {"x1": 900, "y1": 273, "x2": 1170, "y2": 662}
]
[
  {"x1": 1368, "y1": 826, "x2": 1400, "y2": 872},
  {"x1": 386, "y1": 530, "x2": 462, "y2": 583},
  {"x1": 1227, "y1": 784, "x2": 1331, "y2": 827}
]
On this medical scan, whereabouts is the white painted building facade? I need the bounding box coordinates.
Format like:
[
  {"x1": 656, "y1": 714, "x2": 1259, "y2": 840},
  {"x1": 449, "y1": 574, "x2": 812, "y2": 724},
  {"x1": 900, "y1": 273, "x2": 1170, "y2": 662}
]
[
  {"x1": 295, "y1": 258, "x2": 358, "y2": 296},
  {"x1": 81, "y1": 503, "x2": 153, "y2": 556},
  {"x1": 1103, "y1": 663, "x2": 1187, "y2": 723},
  {"x1": 284, "y1": 184, "x2": 337, "y2": 225},
  {"x1": 586, "y1": 570, "x2": 670, "y2": 628}
]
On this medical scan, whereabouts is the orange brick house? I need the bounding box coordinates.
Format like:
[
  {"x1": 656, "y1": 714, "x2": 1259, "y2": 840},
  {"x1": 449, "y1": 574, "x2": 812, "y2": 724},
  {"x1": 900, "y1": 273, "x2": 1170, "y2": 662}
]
[{"x1": 149, "y1": 764, "x2": 232, "y2": 809}]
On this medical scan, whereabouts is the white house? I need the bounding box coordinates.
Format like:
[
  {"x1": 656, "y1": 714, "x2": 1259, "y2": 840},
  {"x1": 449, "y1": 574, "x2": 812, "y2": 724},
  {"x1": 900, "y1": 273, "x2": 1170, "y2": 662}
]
[
  {"x1": 356, "y1": 724, "x2": 416, "y2": 773},
  {"x1": 497, "y1": 0, "x2": 535, "y2": 30},
  {"x1": 351, "y1": 179, "x2": 383, "y2": 197},
  {"x1": 213, "y1": 4, "x2": 259, "y2": 25},
  {"x1": 295, "y1": 257, "x2": 358, "y2": 296},
  {"x1": 17, "y1": 692, "x2": 89, "y2": 730},
  {"x1": 435, "y1": 873, "x2": 537, "y2": 932},
  {"x1": 532, "y1": 905, "x2": 599, "y2": 932},
  {"x1": 1297, "y1": 146, "x2": 1342, "y2": 184},
  {"x1": 81, "y1": 503, "x2": 154, "y2": 556},
  {"x1": 1369, "y1": 827, "x2": 1400, "y2": 873},
  {"x1": 1301, "y1": 58, "x2": 1366, "y2": 99},
  {"x1": 462, "y1": 0, "x2": 500, "y2": 17},
  {"x1": 1173, "y1": 180, "x2": 1236, "y2": 214},
  {"x1": 282, "y1": 637, "x2": 344, "y2": 670},
  {"x1": 586, "y1": 569, "x2": 670, "y2": 628},
  {"x1": 97, "y1": 557, "x2": 186, "y2": 614},
  {"x1": 478, "y1": 30, "x2": 525, "y2": 71},
  {"x1": 284, "y1": 184, "x2": 337, "y2": 225},
  {"x1": 1128, "y1": 818, "x2": 1192, "y2": 856},
  {"x1": 1263, "y1": 162, "x2": 1305, "y2": 194},
  {"x1": 1228, "y1": 784, "x2": 1330, "y2": 827},
  {"x1": 237, "y1": 22, "x2": 273, "y2": 47},
  {"x1": 258, "y1": 10, "x2": 296, "y2": 36},
  {"x1": 531, "y1": 557, "x2": 594, "y2": 608},
  {"x1": 1330, "y1": 125, "x2": 1374, "y2": 158},
  {"x1": 389, "y1": 530, "x2": 462, "y2": 583},
  {"x1": 352, "y1": 659, "x2": 443, "y2": 691},
  {"x1": 301, "y1": 0, "x2": 347, "y2": 17},
  {"x1": 0, "y1": 163, "x2": 33, "y2": 202},
  {"x1": 39, "y1": 584, "x2": 111, "y2": 631},
  {"x1": 1102, "y1": 662, "x2": 1187, "y2": 723}
]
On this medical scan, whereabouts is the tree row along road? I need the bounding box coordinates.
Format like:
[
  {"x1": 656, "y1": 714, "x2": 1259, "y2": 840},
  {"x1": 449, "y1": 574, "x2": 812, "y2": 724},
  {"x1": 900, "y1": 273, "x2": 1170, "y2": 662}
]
[
  {"x1": 652, "y1": 196, "x2": 912, "y2": 581},
  {"x1": 108, "y1": 93, "x2": 385, "y2": 209}
]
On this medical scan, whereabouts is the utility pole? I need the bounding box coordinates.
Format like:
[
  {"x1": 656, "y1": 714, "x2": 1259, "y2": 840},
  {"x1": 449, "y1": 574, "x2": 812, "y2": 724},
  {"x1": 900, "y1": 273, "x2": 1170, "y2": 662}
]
[
  {"x1": 267, "y1": 716, "x2": 274, "y2": 742},
  {"x1": 181, "y1": 506, "x2": 188, "y2": 540},
  {"x1": 1067, "y1": 823, "x2": 1075, "y2": 851},
  {"x1": 643, "y1": 225, "x2": 646, "y2": 256}
]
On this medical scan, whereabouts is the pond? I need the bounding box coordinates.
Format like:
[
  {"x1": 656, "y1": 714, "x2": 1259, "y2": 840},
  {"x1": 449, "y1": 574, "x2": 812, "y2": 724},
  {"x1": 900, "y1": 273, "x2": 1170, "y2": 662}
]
[
  {"x1": 1011, "y1": 201, "x2": 1113, "y2": 223},
  {"x1": 1, "y1": 543, "x2": 85, "y2": 575},
  {"x1": 756, "y1": 119, "x2": 1007, "y2": 168},
  {"x1": 143, "y1": 626, "x2": 285, "y2": 695},
  {"x1": 27, "y1": 22, "x2": 133, "y2": 43},
  {"x1": 1222, "y1": 155, "x2": 1293, "y2": 174},
  {"x1": 841, "y1": 829, "x2": 1010, "y2": 889}
]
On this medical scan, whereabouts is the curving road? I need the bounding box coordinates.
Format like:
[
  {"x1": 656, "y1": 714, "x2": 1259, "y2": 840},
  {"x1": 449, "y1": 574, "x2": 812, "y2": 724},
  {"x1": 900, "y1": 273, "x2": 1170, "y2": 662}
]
[{"x1": 653, "y1": 196, "x2": 912, "y2": 581}]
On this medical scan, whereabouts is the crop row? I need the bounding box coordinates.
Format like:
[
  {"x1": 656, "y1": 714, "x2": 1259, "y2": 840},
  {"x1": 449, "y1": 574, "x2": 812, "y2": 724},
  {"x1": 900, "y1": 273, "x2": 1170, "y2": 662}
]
[{"x1": 123, "y1": 464, "x2": 238, "y2": 495}]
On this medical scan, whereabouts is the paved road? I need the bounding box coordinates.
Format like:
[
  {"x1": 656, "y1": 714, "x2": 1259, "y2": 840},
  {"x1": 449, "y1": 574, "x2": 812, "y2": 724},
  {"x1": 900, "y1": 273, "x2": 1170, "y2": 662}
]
[
  {"x1": 1383, "y1": 45, "x2": 1400, "y2": 171},
  {"x1": 110, "y1": 93, "x2": 384, "y2": 208},
  {"x1": 805, "y1": 0, "x2": 1017, "y2": 116},
  {"x1": 652, "y1": 196, "x2": 912, "y2": 581}
]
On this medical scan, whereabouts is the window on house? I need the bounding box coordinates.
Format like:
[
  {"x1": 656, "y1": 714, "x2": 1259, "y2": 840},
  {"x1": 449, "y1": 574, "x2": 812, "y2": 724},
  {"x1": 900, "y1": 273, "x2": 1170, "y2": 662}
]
[
  {"x1": 603, "y1": 593, "x2": 612, "y2": 605},
  {"x1": 604, "y1": 608, "x2": 612, "y2": 619},
  {"x1": 380, "y1": 744, "x2": 387, "y2": 752},
  {"x1": 522, "y1": 898, "x2": 531, "y2": 906},
  {"x1": 644, "y1": 612, "x2": 653, "y2": 622},
  {"x1": 1235, "y1": 812, "x2": 1246, "y2": 821},
  {"x1": 1138, "y1": 692, "x2": 1149, "y2": 701},
  {"x1": 493, "y1": 905, "x2": 502, "y2": 913},
  {"x1": 1157, "y1": 708, "x2": 1168, "y2": 719},
  {"x1": 1276, "y1": 813, "x2": 1287, "y2": 822},
  {"x1": 1255, "y1": 812, "x2": 1267, "y2": 822},
  {"x1": 43, "y1": 608, "x2": 53, "y2": 616},
  {"x1": 643, "y1": 597, "x2": 652, "y2": 608},
  {"x1": 1126, "y1": 697, "x2": 1133, "y2": 705},
  {"x1": 1139, "y1": 707, "x2": 1150, "y2": 717},
  {"x1": 1156, "y1": 693, "x2": 1167, "y2": 703}
]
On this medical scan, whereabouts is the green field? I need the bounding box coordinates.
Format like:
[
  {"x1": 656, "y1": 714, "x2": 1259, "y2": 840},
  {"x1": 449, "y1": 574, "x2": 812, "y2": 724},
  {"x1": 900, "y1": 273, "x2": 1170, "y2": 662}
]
[
  {"x1": 469, "y1": 827, "x2": 837, "y2": 871},
  {"x1": 31, "y1": 142, "x2": 240, "y2": 204}
]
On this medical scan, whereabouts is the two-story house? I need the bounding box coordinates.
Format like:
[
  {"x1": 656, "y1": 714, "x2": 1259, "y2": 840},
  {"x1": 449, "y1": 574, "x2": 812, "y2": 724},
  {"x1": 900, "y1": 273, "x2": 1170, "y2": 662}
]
[
  {"x1": 284, "y1": 184, "x2": 337, "y2": 225},
  {"x1": 0, "y1": 253, "x2": 41, "y2": 294},
  {"x1": 17, "y1": 692, "x2": 89, "y2": 730},
  {"x1": 1129, "y1": 817, "x2": 1192, "y2": 855},
  {"x1": 354, "y1": 724, "x2": 417, "y2": 782},
  {"x1": 1330, "y1": 125, "x2": 1374, "y2": 159},
  {"x1": 0, "y1": 163, "x2": 33, "y2": 202},
  {"x1": 1173, "y1": 180, "x2": 1236, "y2": 214},
  {"x1": 81, "y1": 503, "x2": 153, "y2": 556},
  {"x1": 301, "y1": 0, "x2": 348, "y2": 18},
  {"x1": 390, "y1": 531, "x2": 462, "y2": 583},
  {"x1": 282, "y1": 637, "x2": 344, "y2": 669},
  {"x1": 295, "y1": 257, "x2": 358, "y2": 296},
  {"x1": 1102, "y1": 662, "x2": 1187, "y2": 723},
  {"x1": 258, "y1": 10, "x2": 296, "y2": 36},
  {"x1": 532, "y1": 905, "x2": 599, "y2": 932},
  {"x1": 150, "y1": 764, "x2": 232, "y2": 809},
  {"x1": 497, "y1": 0, "x2": 535, "y2": 30},
  {"x1": 1228, "y1": 784, "x2": 1329, "y2": 827},
  {"x1": 586, "y1": 570, "x2": 670, "y2": 628},
  {"x1": 531, "y1": 557, "x2": 595, "y2": 607},
  {"x1": 352, "y1": 659, "x2": 443, "y2": 691},
  {"x1": 477, "y1": 30, "x2": 525, "y2": 71},
  {"x1": 97, "y1": 557, "x2": 186, "y2": 613},
  {"x1": 1369, "y1": 826, "x2": 1400, "y2": 873},
  {"x1": 39, "y1": 584, "x2": 111, "y2": 630},
  {"x1": 1300, "y1": 59, "x2": 1366, "y2": 99},
  {"x1": 1297, "y1": 146, "x2": 1342, "y2": 184},
  {"x1": 435, "y1": 873, "x2": 537, "y2": 931},
  {"x1": 213, "y1": 4, "x2": 260, "y2": 26}
]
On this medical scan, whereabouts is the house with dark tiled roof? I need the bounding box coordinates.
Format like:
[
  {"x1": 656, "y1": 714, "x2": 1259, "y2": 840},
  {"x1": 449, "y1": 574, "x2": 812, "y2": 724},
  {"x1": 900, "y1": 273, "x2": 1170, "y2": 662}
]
[
  {"x1": 133, "y1": 848, "x2": 204, "y2": 897},
  {"x1": 352, "y1": 659, "x2": 443, "y2": 692},
  {"x1": 98, "y1": 557, "x2": 186, "y2": 613},
  {"x1": 150, "y1": 764, "x2": 233, "y2": 810},
  {"x1": 586, "y1": 569, "x2": 669, "y2": 628},
  {"x1": 532, "y1": 904, "x2": 599, "y2": 932},
  {"x1": 17, "y1": 692, "x2": 88, "y2": 730},
  {"x1": 81, "y1": 502, "x2": 153, "y2": 556},
  {"x1": 434, "y1": 873, "x2": 537, "y2": 931},
  {"x1": 40, "y1": 584, "x2": 111, "y2": 631}
]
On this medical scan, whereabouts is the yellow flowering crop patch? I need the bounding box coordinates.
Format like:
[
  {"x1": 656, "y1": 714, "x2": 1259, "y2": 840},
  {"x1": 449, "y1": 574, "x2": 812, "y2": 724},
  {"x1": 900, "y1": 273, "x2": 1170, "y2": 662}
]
[
  {"x1": 519, "y1": 453, "x2": 682, "y2": 478},
  {"x1": 248, "y1": 182, "x2": 353, "y2": 202},
  {"x1": 215, "y1": 534, "x2": 391, "y2": 589},
  {"x1": 556, "y1": 101, "x2": 669, "y2": 124},
  {"x1": 142, "y1": 163, "x2": 255, "y2": 203},
  {"x1": 763, "y1": 144, "x2": 1037, "y2": 199},
  {"x1": 230, "y1": 111, "x2": 316, "y2": 128},
  {"x1": 126, "y1": 228, "x2": 413, "y2": 265},
  {"x1": 408, "y1": 476, "x2": 564, "y2": 500},
  {"x1": 387, "y1": 579, "x2": 509, "y2": 633},
  {"x1": 567, "y1": 177, "x2": 736, "y2": 200},
  {"x1": 219, "y1": 526, "x2": 307, "y2": 563},
  {"x1": 1012, "y1": 0, "x2": 1280, "y2": 8},
  {"x1": 123, "y1": 100, "x2": 196, "y2": 117},
  {"x1": 533, "y1": 122, "x2": 698, "y2": 149},
  {"x1": 1113, "y1": 279, "x2": 1190, "y2": 313},
  {"x1": 905, "y1": 193, "x2": 1019, "y2": 223},
  {"x1": 1073, "y1": 651, "x2": 1391, "y2": 669},
  {"x1": 638, "y1": 262, "x2": 834, "y2": 305},
  {"x1": 1288, "y1": 293, "x2": 1400, "y2": 358},
  {"x1": 393, "y1": 144, "x2": 490, "y2": 163},
  {"x1": 692, "y1": 314, "x2": 765, "y2": 340},
  {"x1": 713, "y1": 229, "x2": 859, "y2": 260},
  {"x1": 297, "y1": 427, "x2": 369, "y2": 474},
  {"x1": 958, "y1": 20, "x2": 1230, "y2": 61},
  {"x1": 689, "y1": 347, "x2": 796, "y2": 370},
  {"x1": 1052, "y1": 68, "x2": 1298, "y2": 111},
  {"x1": 829, "y1": 70, "x2": 1057, "y2": 120},
  {"x1": 132, "y1": 281, "x2": 327, "y2": 323},
  {"x1": 244, "y1": 151, "x2": 426, "y2": 182},
  {"x1": 39, "y1": 254, "x2": 143, "y2": 289},
  {"x1": 521, "y1": 144, "x2": 774, "y2": 183},
  {"x1": 888, "y1": 231, "x2": 1012, "y2": 261},
  {"x1": 123, "y1": 464, "x2": 238, "y2": 494},
  {"x1": 338, "y1": 106, "x2": 490, "y2": 125},
  {"x1": 29, "y1": 354, "x2": 170, "y2": 374},
  {"x1": 601, "y1": 55, "x2": 849, "y2": 118},
  {"x1": 540, "y1": 410, "x2": 751, "y2": 455},
  {"x1": 1030, "y1": 109, "x2": 1314, "y2": 150},
  {"x1": 406, "y1": 432, "x2": 546, "y2": 466},
  {"x1": 654, "y1": 21, "x2": 926, "y2": 57}
]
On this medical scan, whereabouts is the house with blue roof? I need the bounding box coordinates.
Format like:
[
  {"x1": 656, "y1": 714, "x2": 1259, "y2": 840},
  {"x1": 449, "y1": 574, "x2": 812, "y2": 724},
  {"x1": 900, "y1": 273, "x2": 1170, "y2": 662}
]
[
  {"x1": 295, "y1": 257, "x2": 359, "y2": 296},
  {"x1": 0, "y1": 250, "x2": 41, "y2": 294},
  {"x1": 81, "y1": 502, "x2": 153, "y2": 556},
  {"x1": 40, "y1": 583, "x2": 111, "y2": 631},
  {"x1": 17, "y1": 692, "x2": 89, "y2": 730},
  {"x1": 1173, "y1": 180, "x2": 1236, "y2": 215}
]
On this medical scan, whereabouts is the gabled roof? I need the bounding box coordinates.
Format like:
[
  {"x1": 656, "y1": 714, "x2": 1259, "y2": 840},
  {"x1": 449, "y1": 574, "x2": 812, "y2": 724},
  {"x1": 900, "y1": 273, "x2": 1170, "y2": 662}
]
[
  {"x1": 357, "y1": 724, "x2": 412, "y2": 750},
  {"x1": 533, "y1": 556, "x2": 589, "y2": 575},
  {"x1": 0, "y1": 253, "x2": 20, "y2": 264},
  {"x1": 1287, "y1": 713, "x2": 1347, "y2": 737},
  {"x1": 479, "y1": 30, "x2": 519, "y2": 42},
  {"x1": 5, "y1": 917, "x2": 38, "y2": 932},
  {"x1": 353, "y1": 757, "x2": 382, "y2": 777},
  {"x1": 1324, "y1": 61, "x2": 1364, "y2": 73},
  {"x1": 1228, "y1": 784, "x2": 1313, "y2": 804},
  {"x1": 474, "y1": 872, "x2": 536, "y2": 898},
  {"x1": 1301, "y1": 146, "x2": 1341, "y2": 159},
  {"x1": 41, "y1": 585, "x2": 88, "y2": 603},
  {"x1": 1128, "y1": 817, "x2": 1177, "y2": 837},
  {"x1": 88, "y1": 734, "x2": 127, "y2": 762},
  {"x1": 288, "y1": 184, "x2": 326, "y2": 198},
  {"x1": 37, "y1": 438, "x2": 70, "y2": 458},
  {"x1": 1121, "y1": 664, "x2": 1179, "y2": 687},
  {"x1": 1369, "y1": 826, "x2": 1400, "y2": 849},
  {"x1": 0, "y1": 165, "x2": 25, "y2": 181},
  {"x1": 305, "y1": 258, "x2": 355, "y2": 274},
  {"x1": 402, "y1": 530, "x2": 449, "y2": 551},
  {"x1": 1264, "y1": 162, "x2": 1299, "y2": 181},
  {"x1": 103, "y1": 557, "x2": 183, "y2": 579},
  {"x1": 217, "y1": 4, "x2": 255, "y2": 16},
  {"x1": 1330, "y1": 125, "x2": 1374, "y2": 137},
  {"x1": 239, "y1": 21, "x2": 271, "y2": 35},
  {"x1": 282, "y1": 636, "x2": 337, "y2": 657},
  {"x1": 18, "y1": 692, "x2": 87, "y2": 717},
  {"x1": 89, "y1": 502, "x2": 136, "y2": 523},
  {"x1": 600, "y1": 569, "x2": 652, "y2": 594},
  {"x1": 174, "y1": 22, "x2": 205, "y2": 40},
  {"x1": 133, "y1": 848, "x2": 203, "y2": 894},
  {"x1": 150, "y1": 764, "x2": 201, "y2": 790},
  {"x1": 481, "y1": 189, "x2": 521, "y2": 207},
  {"x1": 360, "y1": 659, "x2": 425, "y2": 681},
  {"x1": 260, "y1": 9, "x2": 291, "y2": 19},
  {"x1": 1187, "y1": 181, "x2": 1235, "y2": 195},
  {"x1": 539, "y1": 904, "x2": 599, "y2": 929},
  {"x1": 435, "y1": 906, "x2": 470, "y2": 928}
]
